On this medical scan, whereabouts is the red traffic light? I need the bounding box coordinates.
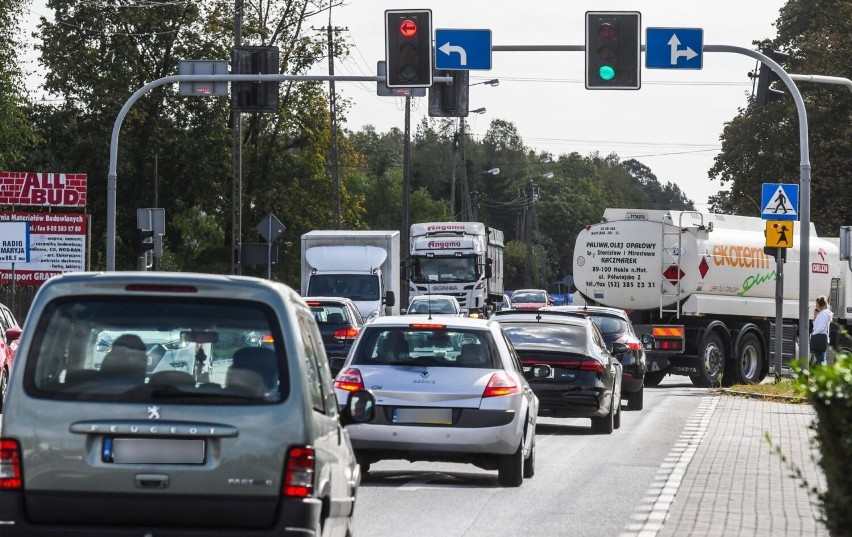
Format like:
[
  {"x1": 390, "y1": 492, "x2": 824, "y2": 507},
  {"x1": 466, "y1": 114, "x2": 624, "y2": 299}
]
[
  {"x1": 399, "y1": 19, "x2": 417, "y2": 38},
  {"x1": 598, "y1": 22, "x2": 616, "y2": 39}
]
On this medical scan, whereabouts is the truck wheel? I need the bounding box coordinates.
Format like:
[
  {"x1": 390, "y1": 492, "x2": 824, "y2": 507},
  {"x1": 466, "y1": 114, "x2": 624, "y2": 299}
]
[
  {"x1": 733, "y1": 333, "x2": 765, "y2": 384},
  {"x1": 643, "y1": 371, "x2": 666, "y2": 387},
  {"x1": 693, "y1": 331, "x2": 725, "y2": 388}
]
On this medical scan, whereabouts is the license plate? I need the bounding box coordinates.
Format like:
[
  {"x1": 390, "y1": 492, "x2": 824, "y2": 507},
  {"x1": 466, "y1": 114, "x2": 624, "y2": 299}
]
[
  {"x1": 392, "y1": 408, "x2": 452, "y2": 425},
  {"x1": 105, "y1": 438, "x2": 206, "y2": 464}
]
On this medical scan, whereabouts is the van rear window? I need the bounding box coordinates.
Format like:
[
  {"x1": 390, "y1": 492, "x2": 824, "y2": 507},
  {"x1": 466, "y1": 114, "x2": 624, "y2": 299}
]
[{"x1": 23, "y1": 297, "x2": 288, "y2": 404}]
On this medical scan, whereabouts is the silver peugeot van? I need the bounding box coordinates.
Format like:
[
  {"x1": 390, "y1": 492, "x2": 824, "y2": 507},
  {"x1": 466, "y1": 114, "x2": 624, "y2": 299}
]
[{"x1": 0, "y1": 271, "x2": 368, "y2": 536}]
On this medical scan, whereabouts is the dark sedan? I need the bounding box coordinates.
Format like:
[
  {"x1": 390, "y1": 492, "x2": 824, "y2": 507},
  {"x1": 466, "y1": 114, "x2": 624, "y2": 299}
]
[
  {"x1": 549, "y1": 305, "x2": 651, "y2": 411},
  {"x1": 492, "y1": 310, "x2": 623, "y2": 434},
  {"x1": 304, "y1": 297, "x2": 365, "y2": 376}
]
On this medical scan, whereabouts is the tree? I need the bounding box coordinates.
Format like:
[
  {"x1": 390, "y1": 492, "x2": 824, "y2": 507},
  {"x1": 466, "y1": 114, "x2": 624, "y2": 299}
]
[
  {"x1": 0, "y1": 0, "x2": 38, "y2": 167},
  {"x1": 709, "y1": 0, "x2": 851, "y2": 236}
]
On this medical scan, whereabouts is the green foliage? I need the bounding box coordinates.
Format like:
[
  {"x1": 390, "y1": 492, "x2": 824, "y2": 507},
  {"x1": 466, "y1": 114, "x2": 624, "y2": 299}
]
[
  {"x1": 0, "y1": 0, "x2": 39, "y2": 166},
  {"x1": 795, "y1": 353, "x2": 852, "y2": 535},
  {"x1": 710, "y1": 0, "x2": 851, "y2": 235}
]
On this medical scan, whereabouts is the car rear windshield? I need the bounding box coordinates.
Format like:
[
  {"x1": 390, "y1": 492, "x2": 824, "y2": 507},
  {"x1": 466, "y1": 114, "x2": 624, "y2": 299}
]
[
  {"x1": 588, "y1": 315, "x2": 628, "y2": 336},
  {"x1": 309, "y1": 303, "x2": 351, "y2": 324},
  {"x1": 351, "y1": 326, "x2": 497, "y2": 368},
  {"x1": 501, "y1": 322, "x2": 587, "y2": 350},
  {"x1": 512, "y1": 291, "x2": 546, "y2": 304},
  {"x1": 408, "y1": 300, "x2": 456, "y2": 314},
  {"x1": 23, "y1": 297, "x2": 288, "y2": 404}
]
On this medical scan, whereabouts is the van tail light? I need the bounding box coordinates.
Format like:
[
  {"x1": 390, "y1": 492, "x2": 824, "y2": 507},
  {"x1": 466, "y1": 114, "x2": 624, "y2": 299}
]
[
  {"x1": 0, "y1": 439, "x2": 22, "y2": 490},
  {"x1": 334, "y1": 368, "x2": 364, "y2": 392},
  {"x1": 333, "y1": 327, "x2": 359, "y2": 341},
  {"x1": 482, "y1": 372, "x2": 520, "y2": 397},
  {"x1": 283, "y1": 446, "x2": 315, "y2": 497}
]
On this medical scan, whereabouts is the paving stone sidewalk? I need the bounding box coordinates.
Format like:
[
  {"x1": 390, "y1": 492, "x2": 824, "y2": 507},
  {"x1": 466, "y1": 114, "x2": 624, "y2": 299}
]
[{"x1": 657, "y1": 394, "x2": 828, "y2": 537}]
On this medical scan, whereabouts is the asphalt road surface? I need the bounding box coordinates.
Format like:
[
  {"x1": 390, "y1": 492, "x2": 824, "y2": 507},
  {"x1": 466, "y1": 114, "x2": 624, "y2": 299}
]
[{"x1": 351, "y1": 376, "x2": 706, "y2": 537}]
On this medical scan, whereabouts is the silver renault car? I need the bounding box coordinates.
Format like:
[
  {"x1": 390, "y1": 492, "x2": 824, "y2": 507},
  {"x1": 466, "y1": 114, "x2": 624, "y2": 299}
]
[
  {"x1": 0, "y1": 271, "x2": 366, "y2": 536},
  {"x1": 334, "y1": 315, "x2": 539, "y2": 487}
]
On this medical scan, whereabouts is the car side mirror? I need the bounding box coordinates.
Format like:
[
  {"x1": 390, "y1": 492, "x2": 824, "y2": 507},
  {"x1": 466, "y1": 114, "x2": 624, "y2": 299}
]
[
  {"x1": 460, "y1": 308, "x2": 469, "y2": 317},
  {"x1": 384, "y1": 291, "x2": 395, "y2": 307},
  {"x1": 400, "y1": 308, "x2": 408, "y2": 315},
  {"x1": 641, "y1": 334, "x2": 655, "y2": 350},
  {"x1": 340, "y1": 390, "x2": 376, "y2": 426},
  {"x1": 6, "y1": 327, "x2": 22, "y2": 343},
  {"x1": 611, "y1": 342, "x2": 629, "y2": 355}
]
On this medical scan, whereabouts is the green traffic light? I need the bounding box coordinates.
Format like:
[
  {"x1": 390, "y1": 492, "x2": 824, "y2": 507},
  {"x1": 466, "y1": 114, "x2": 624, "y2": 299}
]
[{"x1": 599, "y1": 65, "x2": 615, "y2": 81}]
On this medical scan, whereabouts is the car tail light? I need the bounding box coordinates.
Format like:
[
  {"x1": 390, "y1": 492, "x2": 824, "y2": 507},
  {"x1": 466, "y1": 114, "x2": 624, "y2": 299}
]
[
  {"x1": 283, "y1": 446, "x2": 315, "y2": 497},
  {"x1": 334, "y1": 367, "x2": 364, "y2": 392},
  {"x1": 578, "y1": 360, "x2": 605, "y2": 373},
  {"x1": 616, "y1": 336, "x2": 642, "y2": 352},
  {"x1": 124, "y1": 284, "x2": 198, "y2": 293},
  {"x1": 409, "y1": 323, "x2": 446, "y2": 329},
  {"x1": 306, "y1": 301, "x2": 321, "y2": 307},
  {"x1": 0, "y1": 439, "x2": 22, "y2": 490},
  {"x1": 333, "y1": 327, "x2": 359, "y2": 341},
  {"x1": 483, "y1": 372, "x2": 520, "y2": 397},
  {"x1": 261, "y1": 334, "x2": 274, "y2": 344}
]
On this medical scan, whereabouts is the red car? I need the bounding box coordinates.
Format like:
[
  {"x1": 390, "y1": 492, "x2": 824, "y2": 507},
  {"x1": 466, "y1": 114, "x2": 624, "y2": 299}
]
[
  {"x1": 1, "y1": 301, "x2": 22, "y2": 413},
  {"x1": 511, "y1": 289, "x2": 553, "y2": 311}
]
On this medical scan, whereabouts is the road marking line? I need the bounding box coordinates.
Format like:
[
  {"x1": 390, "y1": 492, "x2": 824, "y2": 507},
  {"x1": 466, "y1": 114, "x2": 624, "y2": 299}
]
[{"x1": 619, "y1": 395, "x2": 719, "y2": 537}]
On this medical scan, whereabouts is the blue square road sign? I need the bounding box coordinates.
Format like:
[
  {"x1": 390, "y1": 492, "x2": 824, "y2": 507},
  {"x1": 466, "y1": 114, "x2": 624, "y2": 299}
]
[
  {"x1": 646, "y1": 28, "x2": 703, "y2": 69},
  {"x1": 435, "y1": 29, "x2": 492, "y2": 70}
]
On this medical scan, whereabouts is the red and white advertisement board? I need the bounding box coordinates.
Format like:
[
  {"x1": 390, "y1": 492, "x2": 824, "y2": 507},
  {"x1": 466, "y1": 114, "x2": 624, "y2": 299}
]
[
  {"x1": 0, "y1": 212, "x2": 88, "y2": 285},
  {"x1": 0, "y1": 172, "x2": 87, "y2": 207}
]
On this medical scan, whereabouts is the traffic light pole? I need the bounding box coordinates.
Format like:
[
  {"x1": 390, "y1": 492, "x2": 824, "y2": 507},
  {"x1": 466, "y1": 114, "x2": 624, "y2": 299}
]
[
  {"x1": 489, "y1": 43, "x2": 811, "y2": 367},
  {"x1": 106, "y1": 72, "x2": 453, "y2": 272}
]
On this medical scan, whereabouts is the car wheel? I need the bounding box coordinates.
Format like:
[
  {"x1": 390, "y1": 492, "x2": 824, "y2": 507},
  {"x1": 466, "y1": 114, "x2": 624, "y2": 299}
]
[
  {"x1": 591, "y1": 393, "x2": 615, "y2": 434},
  {"x1": 497, "y1": 441, "x2": 524, "y2": 487},
  {"x1": 522, "y1": 437, "x2": 535, "y2": 479},
  {"x1": 626, "y1": 386, "x2": 644, "y2": 411},
  {"x1": 0, "y1": 367, "x2": 7, "y2": 414},
  {"x1": 643, "y1": 370, "x2": 666, "y2": 387}
]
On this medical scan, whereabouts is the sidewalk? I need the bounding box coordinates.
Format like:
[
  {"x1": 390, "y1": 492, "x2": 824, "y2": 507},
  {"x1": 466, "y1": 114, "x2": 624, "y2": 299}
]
[{"x1": 639, "y1": 394, "x2": 829, "y2": 536}]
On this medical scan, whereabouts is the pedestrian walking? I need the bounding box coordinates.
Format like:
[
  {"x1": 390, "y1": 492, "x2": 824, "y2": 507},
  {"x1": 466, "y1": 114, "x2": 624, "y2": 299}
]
[{"x1": 810, "y1": 295, "x2": 832, "y2": 366}]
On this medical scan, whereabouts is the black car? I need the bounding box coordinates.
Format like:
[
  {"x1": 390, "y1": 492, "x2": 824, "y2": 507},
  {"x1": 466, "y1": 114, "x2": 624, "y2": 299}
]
[
  {"x1": 304, "y1": 296, "x2": 365, "y2": 376},
  {"x1": 492, "y1": 310, "x2": 623, "y2": 434},
  {"x1": 549, "y1": 305, "x2": 651, "y2": 410}
]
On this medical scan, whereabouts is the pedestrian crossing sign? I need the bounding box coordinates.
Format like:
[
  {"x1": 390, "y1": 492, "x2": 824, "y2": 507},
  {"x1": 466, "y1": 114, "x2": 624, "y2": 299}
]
[
  {"x1": 761, "y1": 183, "x2": 798, "y2": 221},
  {"x1": 766, "y1": 220, "x2": 794, "y2": 248}
]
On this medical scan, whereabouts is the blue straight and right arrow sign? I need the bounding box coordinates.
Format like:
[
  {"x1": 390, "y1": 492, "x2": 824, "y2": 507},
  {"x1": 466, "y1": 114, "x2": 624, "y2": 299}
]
[{"x1": 646, "y1": 28, "x2": 703, "y2": 69}]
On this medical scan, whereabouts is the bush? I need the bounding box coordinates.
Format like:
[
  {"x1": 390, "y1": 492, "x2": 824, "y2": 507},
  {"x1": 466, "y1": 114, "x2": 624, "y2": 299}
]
[{"x1": 795, "y1": 353, "x2": 852, "y2": 536}]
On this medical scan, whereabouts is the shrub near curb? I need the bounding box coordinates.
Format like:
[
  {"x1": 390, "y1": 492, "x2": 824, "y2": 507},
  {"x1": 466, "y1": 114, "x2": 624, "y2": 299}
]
[{"x1": 795, "y1": 353, "x2": 852, "y2": 536}]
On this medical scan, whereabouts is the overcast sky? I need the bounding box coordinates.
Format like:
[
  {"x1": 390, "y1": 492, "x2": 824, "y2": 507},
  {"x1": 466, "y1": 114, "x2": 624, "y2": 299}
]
[
  {"x1": 321, "y1": 0, "x2": 788, "y2": 209},
  {"x1": 22, "y1": 0, "x2": 788, "y2": 209}
]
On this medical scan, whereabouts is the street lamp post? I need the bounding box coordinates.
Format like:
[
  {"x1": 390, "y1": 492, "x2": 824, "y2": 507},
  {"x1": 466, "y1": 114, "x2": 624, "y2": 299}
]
[{"x1": 473, "y1": 167, "x2": 500, "y2": 221}]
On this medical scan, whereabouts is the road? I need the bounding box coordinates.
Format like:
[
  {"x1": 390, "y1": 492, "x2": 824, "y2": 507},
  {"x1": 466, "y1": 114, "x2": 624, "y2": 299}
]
[{"x1": 351, "y1": 376, "x2": 706, "y2": 537}]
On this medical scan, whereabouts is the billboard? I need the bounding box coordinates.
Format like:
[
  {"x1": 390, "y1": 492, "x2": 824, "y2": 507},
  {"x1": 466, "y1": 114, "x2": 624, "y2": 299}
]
[{"x1": 0, "y1": 212, "x2": 88, "y2": 285}]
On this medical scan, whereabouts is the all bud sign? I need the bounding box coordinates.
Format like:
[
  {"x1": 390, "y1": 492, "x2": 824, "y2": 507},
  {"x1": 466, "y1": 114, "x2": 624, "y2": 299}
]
[{"x1": 0, "y1": 172, "x2": 87, "y2": 207}]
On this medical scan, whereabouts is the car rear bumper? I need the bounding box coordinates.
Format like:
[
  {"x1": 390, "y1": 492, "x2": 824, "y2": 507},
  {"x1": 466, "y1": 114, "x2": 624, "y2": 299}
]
[
  {"x1": 621, "y1": 377, "x2": 644, "y2": 394},
  {"x1": 346, "y1": 420, "x2": 522, "y2": 456},
  {"x1": 533, "y1": 386, "x2": 608, "y2": 417},
  {"x1": 0, "y1": 491, "x2": 326, "y2": 536}
]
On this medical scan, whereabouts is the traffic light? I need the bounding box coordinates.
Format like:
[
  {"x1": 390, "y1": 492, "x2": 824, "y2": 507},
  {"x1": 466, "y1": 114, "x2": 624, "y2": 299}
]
[
  {"x1": 428, "y1": 70, "x2": 469, "y2": 117},
  {"x1": 585, "y1": 11, "x2": 641, "y2": 90},
  {"x1": 135, "y1": 228, "x2": 154, "y2": 256},
  {"x1": 231, "y1": 46, "x2": 280, "y2": 113},
  {"x1": 755, "y1": 48, "x2": 790, "y2": 107},
  {"x1": 385, "y1": 9, "x2": 432, "y2": 88}
]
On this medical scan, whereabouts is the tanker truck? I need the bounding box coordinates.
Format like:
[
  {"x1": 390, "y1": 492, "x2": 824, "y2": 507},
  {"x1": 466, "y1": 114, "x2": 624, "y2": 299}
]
[
  {"x1": 572, "y1": 208, "x2": 852, "y2": 387},
  {"x1": 408, "y1": 222, "x2": 505, "y2": 316}
]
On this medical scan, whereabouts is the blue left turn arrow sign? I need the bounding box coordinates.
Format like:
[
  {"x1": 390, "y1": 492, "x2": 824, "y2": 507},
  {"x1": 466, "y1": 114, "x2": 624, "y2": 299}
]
[{"x1": 435, "y1": 29, "x2": 492, "y2": 70}]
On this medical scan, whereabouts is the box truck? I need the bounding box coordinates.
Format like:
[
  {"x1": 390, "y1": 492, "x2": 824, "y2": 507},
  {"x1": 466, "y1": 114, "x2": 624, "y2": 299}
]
[{"x1": 301, "y1": 230, "x2": 400, "y2": 319}]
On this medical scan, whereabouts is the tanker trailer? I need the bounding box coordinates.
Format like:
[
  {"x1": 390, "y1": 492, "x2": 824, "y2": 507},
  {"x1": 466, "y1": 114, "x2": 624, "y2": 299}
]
[{"x1": 573, "y1": 209, "x2": 838, "y2": 387}]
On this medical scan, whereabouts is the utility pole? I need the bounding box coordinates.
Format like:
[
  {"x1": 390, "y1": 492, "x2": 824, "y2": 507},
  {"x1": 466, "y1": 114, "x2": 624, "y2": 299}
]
[
  {"x1": 459, "y1": 119, "x2": 470, "y2": 220},
  {"x1": 450, "y1": 121, "x2": 458, "y2": 217},
  {"x1": 230, "y1": 0, "x2": 243, "y2": 275},
  {"x1": 325, "y1": 9, "x2": 342, "y2": 229},
  {"x1": 524, "y1": 178, "x2": 535, "y2": 287}
]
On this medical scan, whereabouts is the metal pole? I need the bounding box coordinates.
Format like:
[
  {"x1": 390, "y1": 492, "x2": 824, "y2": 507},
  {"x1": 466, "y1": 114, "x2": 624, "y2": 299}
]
[
  {"x1": 267, "y1": 216, "x2": 273, "y2": 280},
  {"x1": 775, "y1": 251, "x2": 784, "y2": 380},
  {"x1": 450, "y1": 119, "x2": 458, "y2": 217},
  {"x1": 460, "y1": 119, "x2": 469, "y2": 220},
  {"x1": 402, "y1": 95, "x2": 411, "y2": 307},
  {"x1": 231, "y1": 0, "x2": 243, "y2": 275}
]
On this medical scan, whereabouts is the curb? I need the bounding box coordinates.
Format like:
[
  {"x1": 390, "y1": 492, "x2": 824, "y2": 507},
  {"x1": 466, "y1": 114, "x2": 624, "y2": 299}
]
[{"x1": 717, "y1": 387, "x2": 808, "y2": 404}]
